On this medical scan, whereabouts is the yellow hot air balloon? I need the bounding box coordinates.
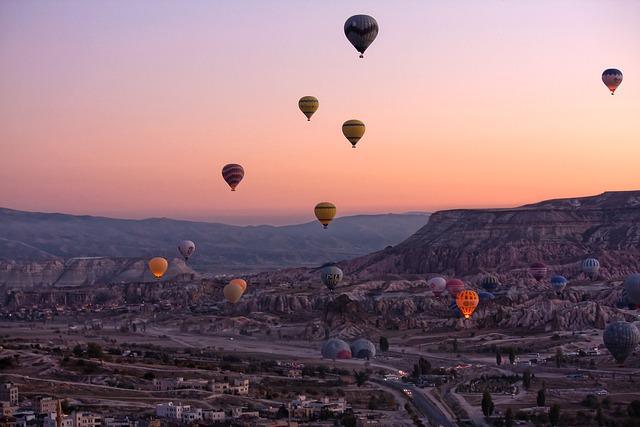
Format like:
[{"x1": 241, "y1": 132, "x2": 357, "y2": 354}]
[
  {"x1": 314, "y1": 202, "x2": 336, "y2": 229},
  {"x1": 230, "y1": 278, "x2": 247, "y2": 293},
  {"x1": 224, "y1": 281, "x2": 245, "y2": 304},
  {"x1": 342, "y1": 119, "x2": 365, "y2": 148},
  {"x1": 456, "y1": 290, "x2": 479, "y2": 319},
  {"x1": 148, "y1": 257, "x2": 168, "y2": 279},
  {"x1": 298, "y1": 96, "x2": 319, "y2": 121}
]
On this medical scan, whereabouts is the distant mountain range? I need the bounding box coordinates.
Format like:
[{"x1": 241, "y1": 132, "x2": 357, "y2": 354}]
[{"x1": 0, "y1": 208, "x2": 429, "y2": 273}]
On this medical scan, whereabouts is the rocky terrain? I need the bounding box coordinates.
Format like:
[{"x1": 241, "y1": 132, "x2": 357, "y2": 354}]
[{"x1": 0, "y1": 208, "x2": 428, "y2": 273}]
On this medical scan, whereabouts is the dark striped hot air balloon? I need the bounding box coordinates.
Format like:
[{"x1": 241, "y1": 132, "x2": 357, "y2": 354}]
[
  {"x1": 480, "y1": 275, "x2": 500, "y2": 292},
  {"x1": 624, "y1": 273, "x2": 640, "y2": 306},
  {"x1": 342, "y1": 120, "x2": 365, "y2": 148},
  {"x1": 602, "y1": 68, "x2": 623, "y2": 95},
  {"x1": 222, "y1": 164, "x2": 244, "y2": 191},
  {"x1": 603, "y1": 321, "x2": 640, "y2": 365},
  {"x1": 298, "y1": 96, "x2": 319, "y2": 121},
  {"x1": 529, "y1": 263, "x2": 548, "y2": 281},
  {"x1": 344, "y1": 15, "x2": 379, "y2": 58},
  {"x1": 582, "y1": 258, "x2": 600, "y2": 277},
  {"x1": 314, "y1": 202, "x2": 336, "y2": 229}
]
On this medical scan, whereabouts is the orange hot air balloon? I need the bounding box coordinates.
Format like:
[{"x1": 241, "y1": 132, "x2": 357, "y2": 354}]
[
  {"x1": 224, "y1": 280, "x2": 245, "y2": 304},
  {"x1": 148, "y1": 257, "x2": 169, "y2": 279},
  {"x1": 230, "y1": 278, "x2": 247, "y2": 293},
  {"x1": 456, "y1": 290, "x2": 479, "y2": 319}
]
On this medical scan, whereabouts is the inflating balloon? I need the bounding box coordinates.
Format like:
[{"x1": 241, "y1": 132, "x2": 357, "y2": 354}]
[
  {"x1": 427, "y1": 277, "x2": 447, "y2": 296},
  {"x1": 350, "y1": 338, "x2": 376, "y2": 359},
  {"x1": 224, "y1": 279, "x2": 246, "y2": 304},
  {"x1": 222, "y1": 164, "x2": 245, "y2": 191},
  {"x1": 478, "y1": 291, "x2": 495, "y2": 302},
  {"x1": 178, "y1": 240, "x2": 195, "y2": 261},
  {"x1": 320, "y1": 263, "x2": 343, "y2": 292},
  {"x1": 344, "y1": 15, "x2": 379, "y2": 58},
  {"x1": 529, "y1": 263, "x2": 548, "y2": 281},
  {"x1": 480, "y1": 275, "x2": 500, "y2": 292},
  {"x1": 148, "y1": 257, "x2": 168, "y2": 279},
  {"x1": 230, "y1": 278, "x2": 247, "y2": 293},
  {"x1": 298, "y1": 96, "x2": 319, "y2": 121},
  {"x1": 446, "y1": 279, "x2": 465, "y2": 297},
  {"x1": 603, "y1": 321, "x2": 640, "y2": 365},
  {"x1": 624, "y1": 273, "x2": 640, "y2": 305},
  {"x1": 321, "y1": 338, "x2": 352, "y2": 360},
  {"x1": 314, "y1": 202, "x2": 336, "y2": 229},
  {"x1": 456, "y1": 290, "x2": 480, "y2": 319},
  {"x1": 342, "y1": 120, "x2": 365, "y2": 148},
  {"x1": 550, "y1": 275, "x2": 568, "y2": 292},
  {"x1": 602, "y1": 68, "x2": 623, "y2": 95}
]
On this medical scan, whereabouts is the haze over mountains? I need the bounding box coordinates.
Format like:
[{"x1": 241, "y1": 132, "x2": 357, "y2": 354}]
[{"x1": 0, "y1": 207, "x2": 429, "y2": 273}]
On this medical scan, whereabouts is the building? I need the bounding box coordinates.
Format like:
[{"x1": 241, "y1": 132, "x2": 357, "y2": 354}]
[
  {"x1": 0, "y1": 403, "x2": 10, "y2": 417},
  {"x1": 0, "y1": 384, "x2": 18, "y2": 406},
  {"x1": 73, "y1": 411, "x2": 101, "y2": 427},
  {"x1": 155, "y1": 402, "x2": 190, "y2": 420},
  {"x1": 231, "y1": 379, "x2": 249, "y2": 395},
  {"x1": 209, "y1": 382, "x2": 230, "y2": 394},
  {"x1": 203, "y1": 410, "x2": 225, "y2": 422},
  {"x1": 181, "y1": 408, "x2": 202, "y2": 423},
  {"x1": 0, "y1": 416, "x2": 16, "y2": 427},
  {"x1": 102, "y1": 417, "x2": 138, "y2": 427},
  {"x1": 43, "y1": 414, "x2": 73, "y2": 427},
  {"x1": 35, "y1": 397, "x2": 58, "y2": 415},
  {"x1": 287, "y1": 370, "x2": 302, "y2": 379}
]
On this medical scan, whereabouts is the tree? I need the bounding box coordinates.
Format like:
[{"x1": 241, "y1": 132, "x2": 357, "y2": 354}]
[
  {"x1": 508, "y1": 348, "x2": 516, "y2": 364},
  {"x1": 537, "y1": 388, "x2": 546, "y2": 407},
  {"x1": 452, "y1": 338, "x2": 459, "y2": 353},
  {"x1": 418, "y1": 357, "x2": 431, "y2": 375},
  {"x1": 523, "y1": 369, "x2": 532, "y2": 389},
  {"x1": 353, "y1": 370, "x2": 369, "y2": 387},
  {"x1": 481, "y1": 391, "x2": 494, "y2": 417},
  {"x1": 72, "y1": 344, "x2": 83, "y2": 357},
  {"x1": 549, "y1": 404, "x2": 561, "y2": 426},
  {"x1": 496, "y1": 349, "x2": 502, "y2": 366},
  {"x1": 87, "y1": 342, "x2": 103, "y2": 359},
  {"x1": 379, "y1": 336, "x2": 389, "y2": 352},
  {"x1": 143, "y1": 371, "x2": 155, "y2": 380},
  {"x1": 276, "y1": 405, "x2": 288, "y2": 419},
  {"x1": 628, "y1": 400, "x2": 640, "y2": 417},
  {"x1": 505, "y1": 407, "x2": 514, "y2": 427},
  {"x1": 596, "y1": 406, "x2": 604, "y2": 426},
  {"x1": 555, "y1": 347, "x2": 564, "y2": 368}
]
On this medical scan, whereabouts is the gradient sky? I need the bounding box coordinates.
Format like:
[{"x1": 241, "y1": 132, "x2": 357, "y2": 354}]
[{"x1": 1, "y1": 1, "x2": 639, "y2": 225}]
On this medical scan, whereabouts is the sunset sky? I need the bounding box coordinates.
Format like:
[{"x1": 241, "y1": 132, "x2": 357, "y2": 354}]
[{"x1": 1, "y1": 1, "x2": 639, "y2": 225}]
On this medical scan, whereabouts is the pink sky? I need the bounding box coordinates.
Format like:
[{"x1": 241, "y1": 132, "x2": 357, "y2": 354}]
[{"x1": 1, "y1": 1, "x2": 639, "y2": 225}]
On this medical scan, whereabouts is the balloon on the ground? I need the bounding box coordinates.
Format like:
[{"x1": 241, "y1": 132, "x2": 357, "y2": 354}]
[
  {"x1": 224, "y1": 279, "x2": 246, "y2": 304},
  {"x1": 582, "y1": 258, "x2": 600, "y2": 277},
  {"x1": 342, "y1": 120, "x2": 365, "y2": 148},
  {"x1": 624, "y1": 273, "x2": 640, "y2": 305},
  {"x1": 427, "y1": 277, "x2": 447, "y2": 296},
  {"x1": 446, "y1": 279, "x2": 465, "y2": 297},
  {"x1": 222, "y1": 164, "x2": 245, "y2": 191},
  {"x1": 320, "y1": 263, "x2": 343, "y2": 291},
  {"x1": 321, "y1": 338, "x2": 352, "y2": 360},
  {"x1": 177, "y1": 240, "x2": 195, "y2": 261},
  {"x1": 478, "y1": 291, "x2": 495, "y2": 302},
  {"x1": 480, "y1": 275, "x2": 500, "y2": 292},
  {"x1": 602, "y1": 68, "x2": 623, "y2": 95},
  {"x1": 550, "y1": 275, "x2": 568, "y2": 292},
  {"x1": 529, "y1": 263, "x2": 548, "y2": 281},
  {"x1": 298, "y1": 96, "x2": 319, "y2": 121},
  {"x1": 603, "y1": 321, "x2": 640, "y2": 365},
  {"x1": 148, "y1": 257, "x2": 168, "y2": 279},
  {"x1": 344, "y1": 15, "x2": 379, "y2": 58},
  {"x1": 456, "y1": 290, "x2": 480, "y2": 319},
  {"x1": 350, "y1": 338, "x2": 376, "y2": 359},
  {"x1": 314, "y1": 202, "x2": 336, "y2": 228}
]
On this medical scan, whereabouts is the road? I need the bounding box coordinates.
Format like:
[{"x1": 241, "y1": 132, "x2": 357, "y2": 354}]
[{"x1": 380, "y1": 379, "x2": 457, "y2": 427}]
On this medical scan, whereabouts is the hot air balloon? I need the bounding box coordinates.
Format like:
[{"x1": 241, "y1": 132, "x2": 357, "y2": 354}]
[
  {"x1": 617, "y1": 288, "x2": 637, "y2": 310},
  {"x1": 298, "y1": 96, "x2": 319, "y2": 121},
  {"x1": 320, "y1": 263, "x2": 343, "y2": 292},
  {"x1": 624, "y1": 273, "x2": 640, "y2": 305},
  {"x1": 321, "y1": 338, "x2": 352, "y2": 360},
  {"x1": 350, "y1": 338, "x2": 376, "y2": 359},
  {"x1": 603, "y1": 321, "x2": 640, "y2": 365},
  {"x1": 550, "y1": 275, "x2": 568, "y2": 292},
  {"x1": 602, "y1": 68, "x2": 623, "y2": 95},
  {"x1": 224, "y1": 279, "x2": 246, "y2": 304},
  {"x1": 446, "y1": 279, "x2": 465, "y2": 297},
  {"x1": 314, "y1": 202, "x2": 336, "y2": 229},
  {"x1": 148, "y1": 257, "x2": 168, "y2": 279},
  {"x1": 342, "y1": 120, "x2": 365, "y2": 148},
  {"x1": 480, "y1": 275, "x2": 500, "y2": 292},
  {"x1": 478, "y1": 291, "x2": 495, "y2": 302},
  {"x1": 529, "y1": 263, "x2": 548, "y2": 281},
  {"x1": 456, "y1": 290, "x2": 479, "y2": 319},
  {"x1": 344, "y1": 15, "x2": 379, "y2": 58},
  {"x1": 582, "y1": 258, "x2": 600, "y2": 277},
  {"x1": 177, "y1": 240, "x2": 195, "y2": 261},
  {"x1": 427, "y1": 277, "x2": 447, "y2": 296},
  {"x1": 222, "y1": 164, "x2": 244, "y2": 191}
]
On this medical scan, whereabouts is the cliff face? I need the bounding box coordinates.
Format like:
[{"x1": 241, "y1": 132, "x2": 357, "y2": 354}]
[{"x1": 344, "y1": 191, "x2": 640, "y2": 278}]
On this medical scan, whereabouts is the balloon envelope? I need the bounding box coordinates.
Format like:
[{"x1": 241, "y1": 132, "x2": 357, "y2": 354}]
[
  {"x1": 582, "y1": 258, "x2": 600, "y2": 276},
  {"x1": 480, "y1": 275, "x2": 500, "y2": 292},
  {"x1": 148, "y1": 257, "x2": 169, "y2": 279},
  {"x1": 320, "y1": 264, "x2": 343, "y2": 291},
  {"x1": 230, "y1": 278, "x2": 247, "y2": 293},
  {"x1": 342, "y1": 120, "x2": 365, "y2": 148},
  {"x1": 550, "y1": 275, "x2": 568, "y2": 292},
  {"x1": 478, "y1": 291, "x2": 495, "y2": 302},
  {"x1": 603, "y1": 321, "x2": 640, "y2": 364},
  {"x1": 314, "y1": 202, "x2": 336, "y2": 228},
  {"x1": 624, "y1": 273, "x2": 640, "y2": 305},
  {"x1": 427, "y1": 277, "x2": 447, "y2": 296},
  {"x1": 321, "y1": 338, "x2": 352, "y2": 360},
  {"x1": 602, "y1": 68, "x2": 623, "y2": 94},
  {"x1": 222, "y1": 164, "x2": 245, "y2": 191},
  {"x1": 298, "y1": 96, "x2": 319, "y2": 121},
  {"x1": 350, "y1": 338, "x2": 376, "y2": 359},
  {"x1": 178, "y1": 240, "x2": 196, "y2": 261},
  {"x1": 344, "y1": 15, "x2": 379, "y2": 57},
  {"x1": 529, "y1": 263, "x2": 548, "y2": 281},
  {"x1": 456, "y1": 290, "x2": 480, "y2": 319},
  {"x1": 446, "y1": 279, "x2": 465, "y2": 297},
  {"x1": 224, "y1": 281, "x2": 245, "y2": 304}
]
